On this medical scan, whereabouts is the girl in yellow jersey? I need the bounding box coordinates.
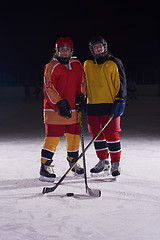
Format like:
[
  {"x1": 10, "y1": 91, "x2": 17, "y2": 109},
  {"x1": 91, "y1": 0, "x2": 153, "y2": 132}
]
[{"x1": 83, "y1": 36, "x2": 127, "y2": 177}]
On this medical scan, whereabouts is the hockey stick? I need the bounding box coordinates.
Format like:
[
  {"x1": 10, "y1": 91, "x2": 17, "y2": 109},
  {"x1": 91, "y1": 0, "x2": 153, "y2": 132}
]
[
  {"x1": 42, "y1": 115, "x2": 113, "y2": 194},
  {"x1": 79, "y1": 112, "x2": 101, "y2": 197}
]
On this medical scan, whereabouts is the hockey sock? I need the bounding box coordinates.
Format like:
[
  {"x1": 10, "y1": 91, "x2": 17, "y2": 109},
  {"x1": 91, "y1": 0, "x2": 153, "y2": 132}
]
[
  {"x1": 91, "y1": 133, "x2": 109, "y2": 160},
  {"x1": 65, "y1": 133, "x2": 79, "y2": 161},
  {"x1": 104, "y1": 132, "x2": 121, "y2": 163},
  {"x1": 41, "y1": 136, "x2": 59, "y2": 165}
]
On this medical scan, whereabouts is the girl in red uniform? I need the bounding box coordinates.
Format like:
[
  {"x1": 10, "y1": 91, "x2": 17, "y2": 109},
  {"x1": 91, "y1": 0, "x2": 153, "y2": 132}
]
[{"x1": 40, "y1": 37, "x2": 84, "y2": 182}]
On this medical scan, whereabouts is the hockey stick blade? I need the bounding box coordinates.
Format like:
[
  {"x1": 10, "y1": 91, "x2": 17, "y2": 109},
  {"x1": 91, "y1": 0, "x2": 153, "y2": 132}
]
[
  {"x1": 87, "y1": 187, "x2": 101, "y2": 197},
  {"x1": 42, "y1": 186, "x2": 56, "y2": 194}
]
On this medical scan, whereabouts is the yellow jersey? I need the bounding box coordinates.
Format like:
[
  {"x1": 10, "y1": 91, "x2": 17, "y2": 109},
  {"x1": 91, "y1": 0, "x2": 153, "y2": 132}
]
[{"x1": 83, "y1": 56, "x2": 127, "y2": 115}]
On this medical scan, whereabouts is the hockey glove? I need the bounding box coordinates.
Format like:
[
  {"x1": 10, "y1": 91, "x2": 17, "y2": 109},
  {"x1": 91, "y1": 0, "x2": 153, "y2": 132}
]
[
  {"x1": 111, "y1": 99, "x2": 126, "y2": 119},
  {"x1": 56, "y1": 99, "x2": 72, "y2": 118},
  {"x1": 75, "y1": 94, "x2": 86, "y2": 112}
]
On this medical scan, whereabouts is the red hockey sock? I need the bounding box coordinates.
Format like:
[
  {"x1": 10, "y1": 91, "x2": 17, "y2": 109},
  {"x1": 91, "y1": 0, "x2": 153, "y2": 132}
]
[
  {"x1": 91, "y1": 133, "x2": 109, "y2": 160},
  {"x1": 104, "y1": 132, "x2": 121, "y2": 162}
]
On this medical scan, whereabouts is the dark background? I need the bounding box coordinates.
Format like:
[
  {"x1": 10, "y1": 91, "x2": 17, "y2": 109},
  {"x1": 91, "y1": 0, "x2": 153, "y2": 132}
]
[{"x1": 0, "y1": 0, "x2": 159, "y2": 87}]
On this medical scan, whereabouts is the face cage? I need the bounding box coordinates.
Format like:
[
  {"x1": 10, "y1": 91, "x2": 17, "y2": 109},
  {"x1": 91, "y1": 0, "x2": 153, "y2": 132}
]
[
  {"x1": 89, "y1": 42, "x2": 108, "y2": 59},
  {"x1": 56, "y1": 46, "x2": 73, "y2": 58}
]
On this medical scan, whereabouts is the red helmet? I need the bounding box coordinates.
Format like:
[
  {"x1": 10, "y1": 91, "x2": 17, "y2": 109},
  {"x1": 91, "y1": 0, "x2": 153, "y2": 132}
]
[{"x1": 55, "y1": 37, "x2": 74, "y2": 49}]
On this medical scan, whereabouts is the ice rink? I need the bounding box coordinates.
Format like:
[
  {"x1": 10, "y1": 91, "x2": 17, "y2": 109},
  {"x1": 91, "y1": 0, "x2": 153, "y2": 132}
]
[{"x1": 0, "y1": 96, "x2": 160, "y2": 240}]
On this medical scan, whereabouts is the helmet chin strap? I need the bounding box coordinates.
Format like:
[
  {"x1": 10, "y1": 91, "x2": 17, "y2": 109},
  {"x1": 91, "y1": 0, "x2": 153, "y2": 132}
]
[
  {"x1": 94, "y1": 53, "x2": 108, "y2": 65},
  {"x1": 57, "y1": 56, "x2": 70, "y2": 65}
]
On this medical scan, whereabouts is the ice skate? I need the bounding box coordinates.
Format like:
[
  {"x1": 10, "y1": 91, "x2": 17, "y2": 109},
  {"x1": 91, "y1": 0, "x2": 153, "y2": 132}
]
[
  {"x1": 67, "y1": 158, "x2": 84, "y2": 176},
  {"x1": 111, "y1": 162, "x2": 121, "y2": 177},
  {"x1": 90, "y1": 159, "x2": 110, "y2": 177},
  {"x1": 39, "y1": 163, "x2": 56, "y2": 182}
]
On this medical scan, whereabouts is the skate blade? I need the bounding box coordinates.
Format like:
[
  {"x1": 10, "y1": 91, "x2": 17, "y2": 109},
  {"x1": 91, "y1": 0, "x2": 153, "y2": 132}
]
[
  {"x1": 90, "y1": 170, "x2": 110, "y2": 178},
  {"x1": 71, "y1": 172, "x2": 84, "y2": 178},
  {"x1": 39, "y1": 175, "x2": 56, "y2": 183}
]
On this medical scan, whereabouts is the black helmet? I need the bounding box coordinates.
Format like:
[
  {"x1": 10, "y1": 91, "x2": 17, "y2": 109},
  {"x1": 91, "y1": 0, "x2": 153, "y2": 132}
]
[{"x1": 89, "y1": 36, "x2": 108, "y2": 59}]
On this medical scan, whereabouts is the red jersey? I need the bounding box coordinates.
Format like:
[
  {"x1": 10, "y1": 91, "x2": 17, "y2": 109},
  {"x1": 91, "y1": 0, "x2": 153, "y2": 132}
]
[{"x1": 43, "y1": 57, "x2": 84, "y2": 125}]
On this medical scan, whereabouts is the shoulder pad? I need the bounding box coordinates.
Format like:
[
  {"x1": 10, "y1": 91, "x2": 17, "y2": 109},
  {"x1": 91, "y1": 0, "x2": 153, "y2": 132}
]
[{"x1": 70, "y1": 57, "x2": 80, "y2": 63}]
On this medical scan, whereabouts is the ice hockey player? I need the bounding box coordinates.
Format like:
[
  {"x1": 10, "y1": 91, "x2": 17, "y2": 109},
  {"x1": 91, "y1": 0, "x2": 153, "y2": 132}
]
[
  {"x1": 83, "y1": 36, "x2": 127, "y2": 177},
  {"x1": 39, "y1": 37, "x2": 84, "y2": 182}
]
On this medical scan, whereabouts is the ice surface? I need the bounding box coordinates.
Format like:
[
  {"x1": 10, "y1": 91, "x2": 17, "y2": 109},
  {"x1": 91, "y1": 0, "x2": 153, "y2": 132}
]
[{"x1": 0, "y1": 96, "x2": 160, "y2": 240}]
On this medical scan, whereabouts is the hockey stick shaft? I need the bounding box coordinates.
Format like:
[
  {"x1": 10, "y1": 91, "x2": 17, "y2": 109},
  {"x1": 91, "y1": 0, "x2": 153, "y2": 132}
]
[
  {"x1": 80, "y1": 112, "x2": 101, "y2": 197},
  {"x1": 42, "y1": 115, "x2": 113, "y2": 194},
  {"x1": 79, "y1": 112, "x2": 89, "y2": 193}
]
